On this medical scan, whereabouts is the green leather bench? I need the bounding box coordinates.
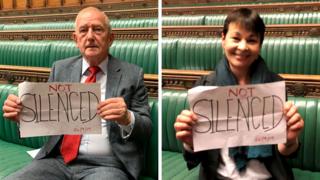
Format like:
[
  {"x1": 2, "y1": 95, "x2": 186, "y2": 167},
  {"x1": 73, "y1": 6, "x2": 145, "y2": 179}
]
[
  {"x1": 0, "y1": 84, "x2": 158, "y2": 180},
  {"x1": 162, "y1": 37, "x2": 320, "y2": 75},
  {"x1": 205, "y1": 12, "x2": 320, "y2": 25},
  {"x1": 164, "y1": 0, "x2": 317, "y2": 7},
  {"x1": 110, "y1": 18, "x2": 157, "y2": 28},
  {"x1": 163, "y1": 12, "x2": 320, "y2": 26},
  {"x1": 0, "y1": 40, "x2": 158, "y2": 74},
  {"x1": 2, "y1": 22, "x2": 75, "y2": 30},
  {"x1": 162, "y1": 16, "x2": 205, "y2": 26},
  {"x1": 162, "y1": 89, "x2": 320, "y2": 180},
  {"x1": 1, "y1": 18, "x2": 157, "y2": 30}
]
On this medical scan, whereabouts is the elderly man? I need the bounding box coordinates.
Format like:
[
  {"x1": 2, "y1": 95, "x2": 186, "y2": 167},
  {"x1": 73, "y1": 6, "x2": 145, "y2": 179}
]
[{"x1": 2, "y1": 7, "x2": 151, "y2": 180}]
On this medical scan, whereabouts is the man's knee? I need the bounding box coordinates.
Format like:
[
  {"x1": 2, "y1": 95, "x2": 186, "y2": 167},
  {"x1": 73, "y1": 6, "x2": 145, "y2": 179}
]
[{"x1": 81, "y1": 167, "x2": 130, "y2": 180}]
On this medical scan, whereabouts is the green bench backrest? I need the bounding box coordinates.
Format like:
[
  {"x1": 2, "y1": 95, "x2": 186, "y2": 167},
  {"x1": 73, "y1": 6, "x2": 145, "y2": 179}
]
[
  {"x1": 162, "y1": 16, "x2": 205, "y2": 26},
  {"x1": 48, "y1": 41, "x2": 80, "y2": 67},
  {"x1": 110, "y1": 40, "x2": 158, "y2": 74},
  {"x1": 110, "y1": 18, "x2": 158, "y2": 28},
  {"x1": 287, "y1": 96, "x2": 320, "y2": 172},
  {"x1": 260, "y1": 12, "x2": 320, "y2": 24},
  {"x1": 0, "y1": 41, "x2": 51, "y2": 67},
  {"x1": 164, "y1": 12, "x2": 320, "y2": 26},
  {"x1": 163, "y1": 37, "x2": 320, "y2": 75},
  {"x1": 0, "y1": 40, "x2": 158, "y2": 74},
  {"x1": 162, "y1": 90, "x2": 188, "y2": 153},
  {"x1": 2, "y1": 22, "x2": 75, "y2": 30},
  {"x1": 162, "y1": 89, "x2": 320, "y2": 172},
  {"x1": 142, "y1": 98, "x2": 158, "y2": 179},
  {"x1": 1, "y1": 18, "x2": 157, "y2": 31}
]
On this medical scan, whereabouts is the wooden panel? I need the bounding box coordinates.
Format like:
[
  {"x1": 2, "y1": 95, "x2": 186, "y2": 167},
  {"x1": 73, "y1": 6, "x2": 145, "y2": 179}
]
[
  {"x1": 47, "y1": 0, "x2": 61, "y2": 7},
  {"x1": 64, "y1": 0, "x2": 80, "y2": 6},
  {"x1": 83, "y1": 0, "x2": 101, "y2": 5},
  {"x1": 102, "y1": 0, "x2": 144, "y2": 3},
  {"x1": 0, "y1": 28, "x2": 158, "y2": 41},
  {"x1": 0, "y1": 65, "x2": 158, "y2": 97},
  {"x1": 162, "y1": 25, "x2": 320, "y2": 38},
  {"x1": 16, "y1": 0, "x2": 27, "y2": 9},
  {"x1": 163, "y1": 2, "x2": 320, "y2": 15},
  {"x1": 162, "y1": 69, "x2": 320, "y2": 98},
  {"x1": 32, "y1": 0, "x2": 45, "y2": 8},
  {"x1": 2, "y1": 0, "x2": 13, "y2": 9}
]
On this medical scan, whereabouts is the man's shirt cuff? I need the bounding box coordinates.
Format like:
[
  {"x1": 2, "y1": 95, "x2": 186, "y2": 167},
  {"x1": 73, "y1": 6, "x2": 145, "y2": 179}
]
[{"x1": 118, "y1": 110, "x2": 135, "y2": 139}]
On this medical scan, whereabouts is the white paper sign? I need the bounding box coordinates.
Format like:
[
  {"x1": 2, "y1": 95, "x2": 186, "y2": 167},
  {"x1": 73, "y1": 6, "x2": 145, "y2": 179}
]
[
  {"x1": 18, "y1": 82, "x2": 102, "y2": 137},
  {"x1": 188, "y1": 81, "x2": 286, "y2": 152}
]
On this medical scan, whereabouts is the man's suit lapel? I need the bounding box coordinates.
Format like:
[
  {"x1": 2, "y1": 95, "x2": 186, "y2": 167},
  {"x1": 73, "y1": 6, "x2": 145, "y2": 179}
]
[
  {"x1": 69, "y1": 57, "x2": 82, "y2": 82},
  {"x1": 106, "y1": 56, "x2": 122, "y2": 142},
  {"x1": 106, "y1": 56, "x2": 122, "y2": 99}
]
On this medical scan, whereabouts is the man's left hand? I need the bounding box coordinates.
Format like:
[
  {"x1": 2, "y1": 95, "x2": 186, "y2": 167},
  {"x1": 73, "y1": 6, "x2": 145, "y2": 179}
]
[{"x1": 97, "y1": 97, "x2": 131, "y2": 125}]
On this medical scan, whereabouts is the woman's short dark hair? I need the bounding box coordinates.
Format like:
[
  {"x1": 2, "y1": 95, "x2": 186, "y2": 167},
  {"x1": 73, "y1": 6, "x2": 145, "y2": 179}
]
[{"x1": 223, "y1": 8, "x2": 265, "y2": 44}]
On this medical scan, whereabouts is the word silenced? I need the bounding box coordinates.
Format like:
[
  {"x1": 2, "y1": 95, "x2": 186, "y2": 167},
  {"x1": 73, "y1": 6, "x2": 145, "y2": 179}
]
[
  {"x1": 191, "y1": 87, "x2": 284, "y2": 134},
  {"x1": 20, "y1": 84, "x2": 99, "y2": 124}
]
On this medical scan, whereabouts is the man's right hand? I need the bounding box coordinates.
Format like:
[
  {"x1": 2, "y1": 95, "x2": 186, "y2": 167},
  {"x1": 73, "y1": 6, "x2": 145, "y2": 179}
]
[
  {"x1": 174, "y1": 110, "x2": 198, "y2": 149},
  {"x1": 2, "y1": 94, "x2": 21, "y2": 122}
]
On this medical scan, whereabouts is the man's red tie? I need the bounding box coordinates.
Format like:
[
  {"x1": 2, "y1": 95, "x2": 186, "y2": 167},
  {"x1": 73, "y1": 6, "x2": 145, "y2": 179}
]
[{"x1": 60, "y1": 66, "x2": 100, "y2": 163}]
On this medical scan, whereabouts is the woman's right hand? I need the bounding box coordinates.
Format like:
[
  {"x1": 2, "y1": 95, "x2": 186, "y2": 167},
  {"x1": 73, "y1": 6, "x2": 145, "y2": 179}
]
[
  {"x1": 2, "y1": 94, "x2": 22, "y2": 122},
  {"x1": 174, "y1": 110, "x2": 198, "y2": 148}
]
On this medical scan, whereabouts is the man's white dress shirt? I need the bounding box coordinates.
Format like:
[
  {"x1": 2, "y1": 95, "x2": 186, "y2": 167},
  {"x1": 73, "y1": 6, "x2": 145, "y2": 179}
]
[{"x1": 79, "y1": 57, "x2": 135, "y2": 155}]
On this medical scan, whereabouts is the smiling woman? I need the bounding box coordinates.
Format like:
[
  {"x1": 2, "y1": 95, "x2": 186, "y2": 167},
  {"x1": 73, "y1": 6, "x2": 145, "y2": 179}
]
[
  {"x1": 221, "y1": 8, "x2": 264, "y2": 85},
  {"x1": 174, "y1": 8, "x2": 304, "y2": 180}
]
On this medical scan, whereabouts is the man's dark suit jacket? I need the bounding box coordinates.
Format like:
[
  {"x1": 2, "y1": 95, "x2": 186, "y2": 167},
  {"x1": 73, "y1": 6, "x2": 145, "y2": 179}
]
[{"x1": 34, "y1": 55, "x2": 152, "y2": 180}]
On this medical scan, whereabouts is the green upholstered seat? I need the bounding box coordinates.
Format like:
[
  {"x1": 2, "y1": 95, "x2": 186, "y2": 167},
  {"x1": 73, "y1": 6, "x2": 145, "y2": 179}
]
[
  {"x1": 288, "y1": 96, "x2": 320, "y2": 178},
  {"x1": 162, "y1": 16, "x2": 205, "y2": 26},
  {"x1": 141, "y1": 98, "x2": 158, "y2": 180},
  {"x1": 162, "y1": 89, "x2": 320, "y2": 180},
  {"x1": 261, "y1": 37, "x2": 320, "y2": 74},
  {"x1": 1, "y1": 18, "x2": 157, "y2": 31},
  {"x1": 0, "y1": 41, "x2": 51, "y2": 67},
  {"x1": 162, "y1": 38, "x2": 222, "y2": 70},
  {"x1": 0, "y1": 40, "x2": 157, "y2": 74},
  {"x1": 48, "y1": 41, "x2": 80, "y2": 67},
  {"x1": 162, "y1": 90, "x2": 198, "y2": 179},
  {"x1": 110, "y1": 40, "x2": 158, "y2": 74},
  {"x1": 2, "y1": 22, "x2": 75, "y2": 30},
  {"x1": 163, "y1": 12, "x2": 320, "y2": 26},
  {"x1": 203, "y1": 15, "x2": 226, "y2": 25},
  {"x1": 0, "y1": 84, "x2": 158, "y2": 180},
  {"x1": 164, "y1": 0, "x2": 318, "y2": 7},
  {"x1": 163, "y1": 37, "x2": 320, "y2": 75},
  {"x1": 261, "y1": 12, "x2": 320, "y2": 24},
  {"x1": 110, "y1": 18, "x2": 158, "y2": 28}
]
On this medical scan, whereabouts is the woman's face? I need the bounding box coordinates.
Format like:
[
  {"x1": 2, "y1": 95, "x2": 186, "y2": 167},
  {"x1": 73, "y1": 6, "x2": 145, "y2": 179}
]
[{"x1": 222, "y1": 22, "x2": 261, "y2": 74}]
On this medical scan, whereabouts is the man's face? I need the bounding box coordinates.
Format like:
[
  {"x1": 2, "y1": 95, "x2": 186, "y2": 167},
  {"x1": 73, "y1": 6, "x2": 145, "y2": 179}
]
[
  {"x1": 222, "y1": 22, "x2": 261, "y2": 74},
  {"x1": 73, "y1": 11, "x2": 113, "y2": 65}
]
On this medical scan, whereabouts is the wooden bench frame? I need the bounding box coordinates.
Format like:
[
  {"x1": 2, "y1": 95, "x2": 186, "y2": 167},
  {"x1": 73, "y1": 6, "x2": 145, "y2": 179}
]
[
  {"x1": 0, "y1": 65, "x2": 158, "y2": 97},
  {"x1": 163, "y1": 2, "x2": 320, "y2": 15},
  {"x1": 0, "y1": 27, "x2": 158, "y2": 40},
  {"x1": 0, "y1": 0, "x2": 157, "y2": 16},
  {"x1": 162, "y1": 69, "x2": 320, "y2": 98},
  {"x1": 0, "y1": 24, "x2": 318, "y2": 41},
  {"x1": 163, "y1": 24, "x2": 320, "y2": 38},
  {"x1": 0, "y1": 8, "x2": 158, "y2": 23},
  {"x1": 1, "y1": 65, "x2": 320, "y2": 98}
]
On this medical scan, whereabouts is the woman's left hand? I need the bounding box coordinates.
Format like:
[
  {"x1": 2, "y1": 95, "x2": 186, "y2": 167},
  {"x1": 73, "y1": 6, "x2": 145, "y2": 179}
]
[{"x1": 283, "y1": 101, "x2": 304, "y2": 144}]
